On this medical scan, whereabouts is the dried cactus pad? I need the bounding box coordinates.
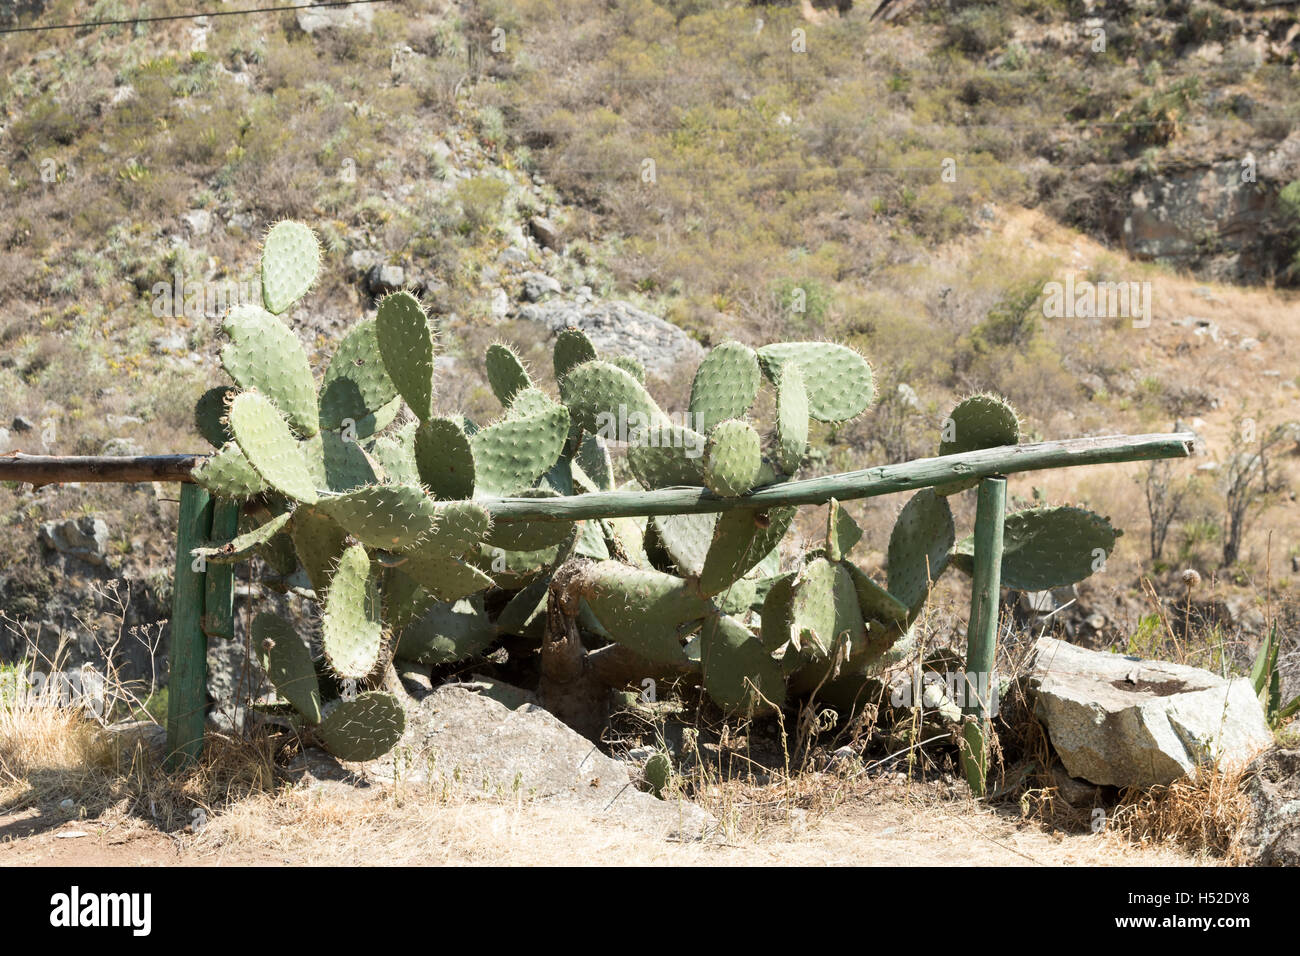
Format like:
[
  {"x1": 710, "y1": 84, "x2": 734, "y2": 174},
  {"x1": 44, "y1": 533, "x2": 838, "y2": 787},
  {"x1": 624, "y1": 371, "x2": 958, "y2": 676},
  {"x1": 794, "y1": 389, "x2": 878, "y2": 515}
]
[{"x1": 260, "y1": 220, "x2": 321, "y2": 315}]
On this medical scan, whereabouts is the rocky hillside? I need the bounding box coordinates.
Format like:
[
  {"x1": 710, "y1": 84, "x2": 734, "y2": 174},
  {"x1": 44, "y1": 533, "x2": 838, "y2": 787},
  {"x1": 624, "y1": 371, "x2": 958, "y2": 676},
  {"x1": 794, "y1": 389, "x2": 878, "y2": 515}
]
[{"x1": 0, "y1": 0, "x2": 1296, "y2": 701}]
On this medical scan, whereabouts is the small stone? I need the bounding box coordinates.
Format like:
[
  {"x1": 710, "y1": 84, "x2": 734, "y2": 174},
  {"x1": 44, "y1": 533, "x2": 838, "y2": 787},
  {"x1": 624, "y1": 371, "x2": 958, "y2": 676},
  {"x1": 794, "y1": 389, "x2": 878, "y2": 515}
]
[
  {"x1": 519, "y1": 271, "x2": 562, "y2": 303},
  {"x1": 12, "y1": 415, "x2": 35, "y2": 432},
  {"x1": 365, "y1": 263, "x2": 405, "y2": 297},
  {"x1": 59, "y1": 798, "x2": 75, "y2": 810},
  {"x1": 39, "y1": 517, "x2": 111, "y2": 567},
  {"x1": 528, "y1": 215, "x2": 563, "y2": 252},
  {"x1": 101, "y1": 437, "x2": 144, "y2": 457},
  {"x1": 181, "y1": 209, "x2": 211, "y2": 236}
]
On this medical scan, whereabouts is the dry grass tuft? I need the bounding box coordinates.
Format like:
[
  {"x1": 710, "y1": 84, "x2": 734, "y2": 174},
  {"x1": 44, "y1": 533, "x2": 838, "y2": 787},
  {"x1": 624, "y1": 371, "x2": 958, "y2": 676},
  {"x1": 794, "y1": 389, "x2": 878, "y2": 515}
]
[{"x1": 1110, "y1": 763, "x2": 1256, "y2": 863}]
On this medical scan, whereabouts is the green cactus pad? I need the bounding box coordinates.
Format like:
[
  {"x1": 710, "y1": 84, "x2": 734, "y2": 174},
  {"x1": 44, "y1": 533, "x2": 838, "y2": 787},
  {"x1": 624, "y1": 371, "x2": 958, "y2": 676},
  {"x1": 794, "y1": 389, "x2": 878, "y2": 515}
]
[
  {"x1": 644, "y1": 752, "x2": 671, "y2": 797},
  {"x1": 626, "y1": 428, "x2": 707, "y2": 489},
  {"x1": 302, "y1": 430, "x2": 377, "y2": 493},
  {"x1": 485, "y1": 343, "x2": 533, "y2": 408},
  {"x1": 318, "y1": 318, "x2": 400, "y2": 435},
  {"x1": 650, "y1": 512, "x2": 718, "y2": 578},
  {"x1": 414, "y1": 417, "x2": 476, "y2": 500},
  {"x1": 470, "y1": 401, "x2": 569, "y2": 497},
  {"x1": 553, "y1": 326, "x2": 598, "y2": 379},
  {"x1": 603, "y1": 516, "x2": 652, "y2": 569},
  {"x1": 610, "y1": 354, "x2": 645, "y2": 383},
  {"x1": 316, "y1": 691, "x2": 405, "y2": 762},
  {"x1": 221, "y1": 305, "x2": 319, "y2": 437},
  {"x1": 254, "y1": 612, "x2": 321, "y2": 724},
  {"x1": 289, "y1": 506, "x2": 350, "y2": 595},
  {"x1": 376, "y1": 291, "x2": 436, "y2": 422},
  {"x1": 317, "y1": 484, "x2": 437, "y2": 550},
  {"x1": 716, "y1": 576, "x2": 758, "y2": 615},
  {"x1": 689, "y1": 342, "x2": 761, "y2": 433},
  {"x1": 383, "y1": 568, "x2": 441, "y2": 637},
  {"x1": 700, "y1": 613, "x2": 786, "y2": 712},
  {"x1": 195, "y1": 386, "x2": 236, "y2": 449},
  {"x1": 260, "y1": 220, "x2": 321, "y2": 315},
  {"x1": 396, "y1": 548, "x2": 494, "y2": 602},
  {"x1": 825, "y1": 498, "x2": 863, "y2": 562},
  {"x1": 845, "y1": 563, "x2": 909, "y2": 625},
  {"x1": 759, "y1": 571, "x2": 797, "y2": 651},
  {"x1": 936, "y1": 393, "x2": 1020, "y2": 495},
  {"x1": 193, "y1": 442, "x2": 267, "y2": 500},
  {"x1": 787, "y1": 556, "x2": 839, "y2": 657},
  {"x1": 395, "y1": 597, "x2": 496, "y2": 665},
  {"x1": 773, "y1": 362, "x2": 810, "y2": 473},
  {"x1": 950, "y1": 506, "x2": 1120, "y2": 591},
  {"x1": 703, "y1": 419, "x2": 761, "y2": 497},
  {"x1": 886, "y1": 488, "x2": 954, "y2": 613},
  {"x1": 559, "y1": 360, "x2": 666, "y2": 436},
  {"x1": 698, "y1": 506, "x2": 796, "y2": 597},
  {"x1": 369, "y1": 429, "x2": 421, "y2": 485},
  {"x1": 496, "y1": 575, "x2": 552, "y2": 637},
  {"x1": 321, "y1": 543, "x2": 383, "y2": 680},
  {"x1": 193, "y1": 511, "x2": 292, "y2": 565},
  {"x1": 756, "y1": 342, "x2": 874, "y2": 423},
  {"x1": 575, "y1": 435, "x2": 614, "y2": 491},
  {"x1": 228, "y1": 391, "x2": 319, "y2": 503},
  {"x1": 577, "y1": 562, "x2": 711, "y2": 666}
]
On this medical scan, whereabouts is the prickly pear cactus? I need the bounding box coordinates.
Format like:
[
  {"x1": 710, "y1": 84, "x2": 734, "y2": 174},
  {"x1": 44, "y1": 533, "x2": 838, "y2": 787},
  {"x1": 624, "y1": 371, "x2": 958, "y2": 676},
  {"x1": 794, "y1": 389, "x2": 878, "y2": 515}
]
[{"x1": 196, "y1": 222, "x2": 1122, "y2": 761}]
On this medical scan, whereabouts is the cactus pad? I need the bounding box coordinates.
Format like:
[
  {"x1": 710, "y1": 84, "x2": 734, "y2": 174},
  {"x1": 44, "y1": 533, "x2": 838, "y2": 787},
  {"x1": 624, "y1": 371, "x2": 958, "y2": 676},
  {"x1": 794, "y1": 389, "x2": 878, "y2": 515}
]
[
  {"x1": 553, "y1": 326, "x2": 598, "y2": 379},
  {"x1": 577, "y1": 562, "x2": 711, "y2": 666},
  {"x1": 376, "y1": 291, "x2": 436, "y2": 422},
  {"x1": 700, "y1": 613, "x2": 786, "y2": 712},
  {"x1": 228, "y1": 391, "x2": 319, "y2": 503},
  {"x1": 485, "y1": 343, "x2": 533, "y2": 408},
  {"x1": 470, "y1": 400, "x2": 569, "y2": 496},
  {"x1": 626, "y1": 428, "x2": 707, "y2": 489},
  {"x1": 254, "y1": 612, "x2": 321, "y2": 724},
  {"x1": 317, "y1": 484, "x2": 438, "y2": 550},
  {"x1": 756, "y1": 342, "x2": 874, "y2": 423},
  {"x1": 260, "y1": 220, "x2": 321, "y2": 315},
  {"x1": 886, "y1": 488, "x2": 954, "y2": 613},
  {"x1": 322, "y1": 543, "x2": 383, "y2": 680},
  {"x1": 703, "y1": 419, "x2": 761, "y2": 497},
  {"x1": 193, "y1": 511, "x2": 292, "y2": 565},
  {"x1": 395, "y1": 597, "x2": 496, "y2": 665},
  {"x1": 221, "y1": 305, "x2": 319, "y2": 437},
  {"x1": 936, "y1": 393, "x2": 1020, "y2": 495},
  {"x1": 698, "y1": 506, "x2": 795, "y2": 597},
  {"x1": 773, "y1": 362, "x2": 810, "y2": 473},
  {"x1": 559, "y1": 360, "x2": 665, "y2": 436},
  {"x1": 195, "y1": 386, "x2": 236, "y2": 449},
  {"x1": 316, "y1": 691, "x2": 405, "y2": 762},
  {"x1": 415, "y1": 417, "x2": 476, "y2": 500},
  {"x1": 689, "y1": 342, "x2": 761, "y2": 433},
  {"x1": 950, "y1": 505, "x2": 1120, "y2": 591},
  {"x1": 649, "y1": 512, "x2": 718, "y2": 578},
  {"x1": 319, "y1": 318, "x2": 400, "y2": 435},
  {"x1": 825, "y1": 498, "x2": 863, "y2": 561},
  {"x1": 193, "y1": 442, "x2": 267, "y2": 500},
  {"x1": 289, "y1": 506, "x2": 350, "y2": 595}
]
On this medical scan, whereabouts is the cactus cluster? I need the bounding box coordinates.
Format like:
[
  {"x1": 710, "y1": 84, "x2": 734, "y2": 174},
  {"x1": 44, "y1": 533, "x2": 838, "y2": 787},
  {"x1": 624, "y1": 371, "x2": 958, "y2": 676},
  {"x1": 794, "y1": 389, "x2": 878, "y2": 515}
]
[{"x1": 194, "y1": 222, "x2": 1121, "y2": 762}]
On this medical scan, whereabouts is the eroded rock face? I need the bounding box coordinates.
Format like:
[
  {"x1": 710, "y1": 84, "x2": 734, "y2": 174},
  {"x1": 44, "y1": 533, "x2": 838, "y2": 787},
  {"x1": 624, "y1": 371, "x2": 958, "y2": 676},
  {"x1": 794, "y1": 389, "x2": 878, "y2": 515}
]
[
  {"x1": 516, "y1": 300, "x2": 705, "y2": 379},
  {"x1": 1239, "y1": 748, "x2": 1300, "y2": 866},
  {"x1": 1027, "y1": 637, "x2": 1274, "y2": 787}
]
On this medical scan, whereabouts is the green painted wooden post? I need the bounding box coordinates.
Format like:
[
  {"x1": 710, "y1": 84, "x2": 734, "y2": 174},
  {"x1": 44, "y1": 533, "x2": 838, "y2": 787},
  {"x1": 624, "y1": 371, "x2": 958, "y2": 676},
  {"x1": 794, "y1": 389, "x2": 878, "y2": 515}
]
[
  {"x1": 202, "y1": 501, "x2": 240, "y2": 641},
  {"x1": 961, "y1": 475, "x2": 1006, "y2": 797},
  {"x1": 165, "y1": 483, "x2": 212, "y2": 769}
]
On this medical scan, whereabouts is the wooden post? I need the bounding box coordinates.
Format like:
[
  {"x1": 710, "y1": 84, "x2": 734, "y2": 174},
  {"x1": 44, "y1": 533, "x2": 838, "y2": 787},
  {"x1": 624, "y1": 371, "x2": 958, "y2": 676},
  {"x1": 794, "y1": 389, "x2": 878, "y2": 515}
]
[
  {"x1": 165, "y1": 483, "x2": 212, "y2": 769},
  {"x1": 961, "y1": 475, "x2": 1006, "y2": 797}
]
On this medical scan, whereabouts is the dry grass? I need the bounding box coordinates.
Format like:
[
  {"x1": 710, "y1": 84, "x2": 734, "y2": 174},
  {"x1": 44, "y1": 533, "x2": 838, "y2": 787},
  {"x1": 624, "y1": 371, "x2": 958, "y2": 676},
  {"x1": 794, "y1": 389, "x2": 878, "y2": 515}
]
[{"x1": 1111, "y1": 763, "x2": 1257, "y2": 863}]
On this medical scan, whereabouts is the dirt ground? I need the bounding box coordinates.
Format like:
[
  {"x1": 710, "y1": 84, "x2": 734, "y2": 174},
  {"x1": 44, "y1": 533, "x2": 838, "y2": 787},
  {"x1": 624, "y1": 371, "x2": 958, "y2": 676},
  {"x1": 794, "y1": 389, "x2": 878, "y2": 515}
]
[{"x1": 0, "y1": 780, "x2": 1202, "y2": 867}]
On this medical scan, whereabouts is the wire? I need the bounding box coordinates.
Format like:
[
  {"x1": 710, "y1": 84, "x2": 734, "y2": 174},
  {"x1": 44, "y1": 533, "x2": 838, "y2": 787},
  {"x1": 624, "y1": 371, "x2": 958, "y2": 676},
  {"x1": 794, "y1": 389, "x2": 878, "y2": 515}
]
[{"x1": 0, "y1": 0, "x2": 393, "y2": 36}]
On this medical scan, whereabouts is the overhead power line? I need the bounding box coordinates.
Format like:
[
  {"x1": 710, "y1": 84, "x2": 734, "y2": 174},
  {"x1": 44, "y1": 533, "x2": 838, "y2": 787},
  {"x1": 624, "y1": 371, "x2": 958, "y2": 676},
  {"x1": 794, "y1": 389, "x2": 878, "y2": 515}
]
[{"x1": 0, "y1": 0, "x2": 393, "y2": 36}]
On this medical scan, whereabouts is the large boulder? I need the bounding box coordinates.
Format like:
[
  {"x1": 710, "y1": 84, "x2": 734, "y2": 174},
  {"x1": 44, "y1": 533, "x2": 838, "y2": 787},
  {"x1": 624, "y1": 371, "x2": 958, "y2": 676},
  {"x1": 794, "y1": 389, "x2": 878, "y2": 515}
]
[
  {"x1": 362, "y1": 684, "x2": 715, "y2": 840},
  {"x1": 516, "y1": 300, "x2": 705, "y2": 379},
  {"x1": 1026, "y1": 636, "x2": 1274, "y2": 787}
]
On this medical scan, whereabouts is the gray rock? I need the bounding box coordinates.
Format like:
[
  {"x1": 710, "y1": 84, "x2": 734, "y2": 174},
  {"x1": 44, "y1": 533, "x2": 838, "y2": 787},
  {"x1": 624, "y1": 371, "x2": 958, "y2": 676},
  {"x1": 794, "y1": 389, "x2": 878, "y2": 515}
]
[
  {"x1": 296, "y1": 4, "x2": 373, "y2": 34},
  {"x1": 365, "y1": 685, "x2": 715, "y2": 839},
  {"x1": 1239, "y1": 749, "x2": 1300, "y2": 866},
  {"x1": 0, "y1": 427, "x2": 10, "y2": 452},
  {"x1": 12, "y1": 415, "x2": 34, "y2": 432},
  {"x1": 39, "y1": 517, "x2": 110, "y2": 566},
  {"x1": 153, "y1": 333, "x2": 188, "y2": 353},
  {"x1": 527, "y1": 215, "x2": 563, "y2": 252},
  {"x1": 347, "y1": 248, "x2": 382, "y2": 274},
  {"x1": 519, "y1": 271, "x2": 562, "y2": 302},
  {"x1": 517, "y1": 300, "x2": 704, "y2": 379},
  {"x1": 206, "y1": 637, "x2": 269, "y2": 733},
  {"x1": 497, "y1": 247, "x2": 530, "y2": 268},
  {"x1": 365, "y1": 263, "x2": 405, "y2": 297},
  {"x1": 1027, "y1": 637, "x2": 1274, "y2": 787},
  {"x1": 181, "y1": 209, "x2": 211, "y2": 236},
  {"x1": 101, "y1": 437, "x2": 143, "y2": 457}
]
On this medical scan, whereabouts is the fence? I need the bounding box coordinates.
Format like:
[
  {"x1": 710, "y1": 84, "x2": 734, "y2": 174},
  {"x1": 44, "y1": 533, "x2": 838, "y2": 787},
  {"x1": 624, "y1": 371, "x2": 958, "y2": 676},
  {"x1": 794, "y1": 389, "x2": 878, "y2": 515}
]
[{"x1": 0, "y1": 431, "x2": 1195, "y2": 791}]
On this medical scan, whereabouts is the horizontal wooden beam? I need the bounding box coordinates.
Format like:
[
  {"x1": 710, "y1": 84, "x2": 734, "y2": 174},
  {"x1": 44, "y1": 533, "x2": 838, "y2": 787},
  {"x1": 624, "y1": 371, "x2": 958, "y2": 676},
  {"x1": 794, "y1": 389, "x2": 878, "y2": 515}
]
[{"x1": 0, "y1": 432, "x2": 1194, "y2": 520}]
